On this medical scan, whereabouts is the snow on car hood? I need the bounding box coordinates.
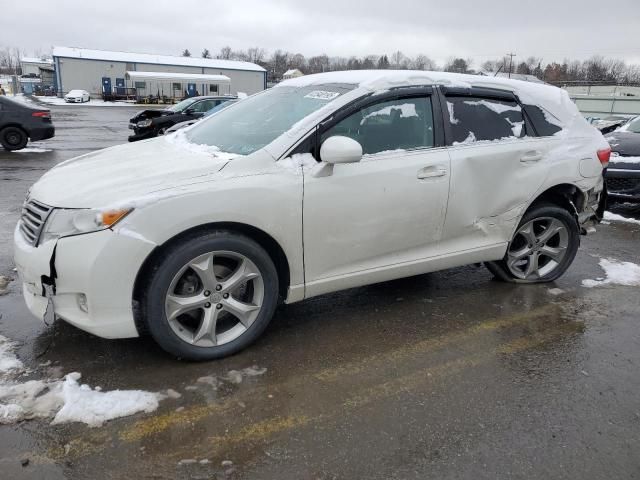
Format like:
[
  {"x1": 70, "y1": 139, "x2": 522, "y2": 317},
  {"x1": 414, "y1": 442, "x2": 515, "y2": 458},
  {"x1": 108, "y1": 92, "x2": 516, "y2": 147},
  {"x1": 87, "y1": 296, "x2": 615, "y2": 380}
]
[{"x1": 29, "y1": 135, "x2": 234, "y2": 208}]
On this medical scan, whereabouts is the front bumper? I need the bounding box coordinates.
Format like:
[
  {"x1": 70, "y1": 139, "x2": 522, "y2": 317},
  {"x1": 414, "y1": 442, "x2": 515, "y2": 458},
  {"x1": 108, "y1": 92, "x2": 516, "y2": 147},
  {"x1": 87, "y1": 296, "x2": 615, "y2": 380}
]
[
  {"x1": 14, "y1": 224, "x2": 156, "y2": 339},
  {"x1": 128, "y1": 126, "x2": 156, "y2": 142},
  {"x1": 605, "y1": 168, "x2": 640, "y2": 203}
]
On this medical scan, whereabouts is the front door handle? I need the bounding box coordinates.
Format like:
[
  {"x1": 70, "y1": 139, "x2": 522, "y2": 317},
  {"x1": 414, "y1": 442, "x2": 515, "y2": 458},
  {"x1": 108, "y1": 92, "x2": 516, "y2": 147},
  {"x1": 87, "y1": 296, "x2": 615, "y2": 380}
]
[
  {"x1": 520, "y1": 151, "x2": 543, "y2": 163},
  {"x1": 417, "y1": 167, "x2": 447, "y2": 179}
]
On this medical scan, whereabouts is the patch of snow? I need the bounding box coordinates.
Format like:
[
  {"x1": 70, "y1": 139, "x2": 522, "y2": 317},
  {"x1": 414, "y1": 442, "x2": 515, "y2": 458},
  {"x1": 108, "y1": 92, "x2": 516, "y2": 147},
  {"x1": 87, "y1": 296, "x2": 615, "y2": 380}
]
[
  {"x1": 277, "y1": 153, "x2": 318, "y2": 175},
  {"x1": 610, "y1": 155, "x2": 640, "y2": 165},
  {"x1": 34, "y1": 96, "x2": 140, "y2": 107},
  {"x1": 0, "y1": 334, "x2": 163, "y2": 427},
  {"x1": 10, "y1": 148, "x2": 51, "y2": 153},
  {"x1": 453, "y1": 131, "x2": 477, "y2": 145},
  {"x1": 447, "y1": 101, "x2": 459, "y2": 124},
  {"x1": 362, "y1": 102, "x2": 417, "y2": 124},
  {"x1": 603, "y1": 211, "x2": 640, "y2": 226},
  {"x1": 166, "y1": 129, "x2": 240, "y2": 160},
  {"x1": 0, "y1": 336, "x2": 23, "y2": 374},
  {"x1": 192, "y1": 366, "x2": 267, "y2": 390},
  {"x1": 463, "y1": 99, "x2": 521, "y2": 114},
  {"x1": 114, "y1": 227, "x2": 156, "y2": 245},
  {"x1": 582, "y1": 258, "x2": 640, "y2": 288},
  {"x1": 547, "y1": 288, "x2": 565, "y2": 296}
]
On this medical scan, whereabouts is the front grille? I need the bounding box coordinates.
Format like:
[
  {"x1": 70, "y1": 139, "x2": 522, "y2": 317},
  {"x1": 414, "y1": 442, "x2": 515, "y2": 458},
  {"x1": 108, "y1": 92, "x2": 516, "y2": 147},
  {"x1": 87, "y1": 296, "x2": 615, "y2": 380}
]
[
  {"x1": 19, "y1": 199, "x2": 53, "y2": 246},
  {"x1": 607, "y1": 177, "x2": 640, "y2": 193}
]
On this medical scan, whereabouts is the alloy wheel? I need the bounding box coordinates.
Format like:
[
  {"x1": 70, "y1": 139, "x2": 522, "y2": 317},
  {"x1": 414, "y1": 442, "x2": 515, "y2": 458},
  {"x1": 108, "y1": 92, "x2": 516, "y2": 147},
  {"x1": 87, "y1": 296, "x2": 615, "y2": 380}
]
[
  {"x1": 164, "y1": 251, "x2": 264, "y2": 347},
  {"x1": 506, "y1": 217, "x2": 569, "y2": 280}
]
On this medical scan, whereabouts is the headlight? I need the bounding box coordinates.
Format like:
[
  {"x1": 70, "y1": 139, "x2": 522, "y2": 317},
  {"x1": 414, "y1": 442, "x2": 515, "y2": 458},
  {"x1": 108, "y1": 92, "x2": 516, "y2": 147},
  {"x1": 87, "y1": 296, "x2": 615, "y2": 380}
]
[
  {"x1": 137, "y1": 119, "x2": 153, "y2": 128},
  {"x1": 40, "y1": 208, "x2": 132, "y2": 244}
]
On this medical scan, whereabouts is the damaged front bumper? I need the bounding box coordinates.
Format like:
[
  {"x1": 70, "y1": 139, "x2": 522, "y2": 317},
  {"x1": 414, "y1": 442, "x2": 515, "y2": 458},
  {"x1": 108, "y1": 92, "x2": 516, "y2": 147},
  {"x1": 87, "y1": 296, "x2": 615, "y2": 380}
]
[{"x1": 13, "y1": 224, "x2": 156, "y2": 339}]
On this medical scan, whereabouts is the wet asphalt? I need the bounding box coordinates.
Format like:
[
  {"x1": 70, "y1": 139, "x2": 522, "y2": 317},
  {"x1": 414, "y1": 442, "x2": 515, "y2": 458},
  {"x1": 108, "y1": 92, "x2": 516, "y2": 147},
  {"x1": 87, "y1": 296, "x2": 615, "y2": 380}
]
[{"x1": 0, "y1": 101, "x2": 639, "y2": 480}]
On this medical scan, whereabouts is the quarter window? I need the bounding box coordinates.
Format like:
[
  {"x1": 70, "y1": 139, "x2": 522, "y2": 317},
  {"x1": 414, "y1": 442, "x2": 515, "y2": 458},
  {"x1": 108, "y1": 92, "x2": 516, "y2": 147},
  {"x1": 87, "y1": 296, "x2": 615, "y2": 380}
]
[
  {"x1": 446, "y1": 96, "x2": 525, "y2": 144},
  {"x1": 323, "y1": 97, "x2": 434, "y2": 155}
]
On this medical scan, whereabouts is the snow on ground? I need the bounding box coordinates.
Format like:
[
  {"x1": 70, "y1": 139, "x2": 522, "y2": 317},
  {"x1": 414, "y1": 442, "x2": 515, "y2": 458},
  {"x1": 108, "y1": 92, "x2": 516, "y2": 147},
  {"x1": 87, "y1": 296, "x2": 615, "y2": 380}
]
[
  {"x1": 35, "y1": 96, "x2": 139, "y2": 107},
  {"x1": 603, "y1": 211, "x2": 640, "y2": 226},
  {"x1": 10, "y1": 148, "x2": 52, "y2": 153},
  {"x1": 0, "y1": 334, "x2": 160, "y2": 427},
  {"x1": 582, "y1": 258, "x2": 640, "y2": 288}
]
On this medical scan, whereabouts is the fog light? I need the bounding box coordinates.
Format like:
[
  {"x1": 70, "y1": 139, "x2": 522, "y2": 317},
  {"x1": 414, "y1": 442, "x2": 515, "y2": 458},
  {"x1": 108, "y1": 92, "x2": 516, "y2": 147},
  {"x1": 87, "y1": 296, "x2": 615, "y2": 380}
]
[{"x1": 77, "y1": 294, "x2": 88, "y2": 313}]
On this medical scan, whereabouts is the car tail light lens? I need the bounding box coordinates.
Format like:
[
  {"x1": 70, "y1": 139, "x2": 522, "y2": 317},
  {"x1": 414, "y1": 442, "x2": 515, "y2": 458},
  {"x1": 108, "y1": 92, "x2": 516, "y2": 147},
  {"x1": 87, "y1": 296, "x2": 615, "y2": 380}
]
[
  {"x1": 597, "y1": 148, "x2": 611, "y2": 166},
  {"x1": 32, "y1": 111, "x2": 51, "y2": 119}
]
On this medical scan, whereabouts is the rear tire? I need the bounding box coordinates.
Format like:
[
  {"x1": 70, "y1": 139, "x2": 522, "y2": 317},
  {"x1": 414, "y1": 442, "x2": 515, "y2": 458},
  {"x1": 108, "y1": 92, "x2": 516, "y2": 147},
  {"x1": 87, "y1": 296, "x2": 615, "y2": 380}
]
[
  {"x1": 0, "y1": 126, "x2": 28, "y2": 151},
  {"x1": 143, "y1": 230, "x2": 279, "y2": 360},
  {"x1": 485, "y1": 203, "x2": 580, "y2": 283}
]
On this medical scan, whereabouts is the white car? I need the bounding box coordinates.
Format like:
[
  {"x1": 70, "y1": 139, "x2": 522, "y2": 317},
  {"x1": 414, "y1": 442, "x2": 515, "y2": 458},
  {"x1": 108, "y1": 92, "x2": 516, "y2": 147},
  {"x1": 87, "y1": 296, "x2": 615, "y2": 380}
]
[
  {"x1": 64, "y1": 90, "x2": 90, "y2": 103},
  {"x1": 14, "y1": 71, "x2": 609, "y2": 360}
]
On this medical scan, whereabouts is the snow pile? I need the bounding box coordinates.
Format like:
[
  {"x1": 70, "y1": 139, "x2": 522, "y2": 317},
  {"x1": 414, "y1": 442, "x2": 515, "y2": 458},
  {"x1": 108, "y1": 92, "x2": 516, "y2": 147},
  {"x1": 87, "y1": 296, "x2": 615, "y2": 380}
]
[
  {"x1": 10, "y1": 148, "x2": 52, "y2": 154},
  {"x1": 582, "y1": 258, "x2": 640, "y2": 288},
  {"x1": 277, "y1": 153, "x2": 318, "y2": 175},
  {"x1": 603, "y1": 211, "x2": 640, "y2": 226},
  {"x1": 610, "y1": 155, "x2": 640, "y2": 164},
  {"x1": 0, "y1": 335, "x2": 161, "y2": 427},
  {"x1": 165, "y1": 129, "x2": 240, "y2": 160}
]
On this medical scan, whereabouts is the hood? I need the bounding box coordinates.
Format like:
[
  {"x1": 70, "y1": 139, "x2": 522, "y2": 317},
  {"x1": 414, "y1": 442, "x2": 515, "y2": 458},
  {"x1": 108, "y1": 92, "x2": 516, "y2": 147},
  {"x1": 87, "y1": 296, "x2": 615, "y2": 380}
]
[
  {"x1": 130, "y1": 109, "x2": 173, "y2": 123},
  {"x1": 606, "y1": 131, "x2": 640, "y2": 157},
  {"x1": 29, "y1": 136, "x2": 232, "y2": 208}
]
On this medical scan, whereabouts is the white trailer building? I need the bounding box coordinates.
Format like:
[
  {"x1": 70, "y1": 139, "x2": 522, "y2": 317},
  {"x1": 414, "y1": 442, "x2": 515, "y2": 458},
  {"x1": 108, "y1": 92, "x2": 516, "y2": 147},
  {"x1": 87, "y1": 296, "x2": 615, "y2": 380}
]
[{"x1": 52, "y1": 47, "x2": 266, "y2": 98}]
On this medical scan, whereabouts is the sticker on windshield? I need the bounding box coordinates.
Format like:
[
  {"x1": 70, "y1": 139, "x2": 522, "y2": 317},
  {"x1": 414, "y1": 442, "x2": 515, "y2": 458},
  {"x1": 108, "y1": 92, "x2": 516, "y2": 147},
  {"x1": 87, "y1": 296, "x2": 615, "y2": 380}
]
[{"x1": 304, "y1": 90, "x2": 340, "y2": 101}]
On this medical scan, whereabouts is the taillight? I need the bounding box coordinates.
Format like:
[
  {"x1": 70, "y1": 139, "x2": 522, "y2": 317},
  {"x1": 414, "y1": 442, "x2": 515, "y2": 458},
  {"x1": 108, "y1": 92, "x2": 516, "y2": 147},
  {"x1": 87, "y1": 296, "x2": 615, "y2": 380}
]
[
  {"x1": 597, "y1": 147, "x2": 611, "y2": 166},
  {"x1": 32, "y1": 111, "x2": 50, "y2": 119}
]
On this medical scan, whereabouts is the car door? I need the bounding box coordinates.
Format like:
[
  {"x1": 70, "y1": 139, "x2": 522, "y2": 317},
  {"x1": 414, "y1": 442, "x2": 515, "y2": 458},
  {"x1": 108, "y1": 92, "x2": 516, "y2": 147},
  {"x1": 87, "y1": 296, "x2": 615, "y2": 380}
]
[
  {"x1": 439, "y1": 87, "x2": 552, "y2": 253},
  {"x1": 302, "y1": 89, "x2": 451, "y2": 297}
]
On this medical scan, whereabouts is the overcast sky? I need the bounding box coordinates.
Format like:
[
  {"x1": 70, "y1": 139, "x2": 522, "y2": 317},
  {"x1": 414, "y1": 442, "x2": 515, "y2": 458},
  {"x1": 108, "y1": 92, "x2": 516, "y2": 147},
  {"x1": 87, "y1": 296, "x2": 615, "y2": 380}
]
[{"x1": 3, "y1": 0, "x2": 639, "y2": 66}]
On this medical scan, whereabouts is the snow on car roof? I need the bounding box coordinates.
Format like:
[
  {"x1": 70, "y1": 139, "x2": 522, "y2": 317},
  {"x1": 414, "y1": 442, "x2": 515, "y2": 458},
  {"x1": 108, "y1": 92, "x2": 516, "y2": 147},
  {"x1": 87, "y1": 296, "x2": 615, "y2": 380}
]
[
  {"x1": 278, "y1": 70, "x2": 590, "y2": 133},
  {"x1": 52, "y1": 46, "x2": 266, "y2": 73}
]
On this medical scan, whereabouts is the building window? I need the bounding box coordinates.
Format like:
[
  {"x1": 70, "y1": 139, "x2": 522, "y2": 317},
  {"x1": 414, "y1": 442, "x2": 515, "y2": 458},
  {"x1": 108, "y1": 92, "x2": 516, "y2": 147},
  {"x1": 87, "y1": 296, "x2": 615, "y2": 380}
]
[
  {"x1": 134, "y1": 81, "x2": 146, "y2": 89},
  {"x1": 172, "y1": 83, "x2": 181, "y2": 91},
  {"x1": 209, "y1": 84, "x2": 218, "y2": 93}
]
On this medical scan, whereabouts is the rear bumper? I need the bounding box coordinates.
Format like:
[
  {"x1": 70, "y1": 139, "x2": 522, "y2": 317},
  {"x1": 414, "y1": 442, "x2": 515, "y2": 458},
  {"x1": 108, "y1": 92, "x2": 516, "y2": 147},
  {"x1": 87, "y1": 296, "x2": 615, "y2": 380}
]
[
  {"x1": 605, "y1": 168, "x2": 640, "y2": 202},
  {"x1": 29, "y1": 126, "x2": 55, "y2": 142},
  {"x1": 14, "y1": 224, "x2": 156, "y2": 339}
]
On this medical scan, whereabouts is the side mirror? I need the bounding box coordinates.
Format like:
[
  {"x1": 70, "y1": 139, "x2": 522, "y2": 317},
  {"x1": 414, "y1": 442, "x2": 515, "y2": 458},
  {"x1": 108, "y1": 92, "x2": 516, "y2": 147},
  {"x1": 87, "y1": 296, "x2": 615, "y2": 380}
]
[
  {"x1": 184, "y1": 108, "x2": 196, "y2": 115},
  {"x1": 320, "y1": 136, "x2": 363, "y2": 164}
]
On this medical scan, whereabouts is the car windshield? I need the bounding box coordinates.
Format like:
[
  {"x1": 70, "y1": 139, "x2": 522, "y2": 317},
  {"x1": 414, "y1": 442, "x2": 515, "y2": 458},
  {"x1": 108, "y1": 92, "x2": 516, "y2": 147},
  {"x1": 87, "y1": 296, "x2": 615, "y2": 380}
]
[
  {"x1": 619, "y1": 116, "x2": 640, "y2": 133},
  {"x1": 168, "y1": 97, "x2": 199, "y2": 113},
  {"x1": 185, "y1": 84, "x2": 355, "y2": 155}
]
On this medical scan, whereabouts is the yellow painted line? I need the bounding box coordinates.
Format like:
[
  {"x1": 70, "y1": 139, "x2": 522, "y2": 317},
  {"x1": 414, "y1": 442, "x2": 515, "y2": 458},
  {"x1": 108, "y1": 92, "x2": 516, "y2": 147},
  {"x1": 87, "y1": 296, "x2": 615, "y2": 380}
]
[{"x1": 53, "y1": 305, "x2": 576, "y2": 460}]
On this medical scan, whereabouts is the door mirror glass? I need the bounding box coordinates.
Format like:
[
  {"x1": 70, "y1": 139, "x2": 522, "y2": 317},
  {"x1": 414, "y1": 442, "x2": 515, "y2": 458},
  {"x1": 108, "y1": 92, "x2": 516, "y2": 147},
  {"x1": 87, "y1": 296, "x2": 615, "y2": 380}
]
[{"x1": 320, "y1": 136, "x2": 363, "y2": 164}]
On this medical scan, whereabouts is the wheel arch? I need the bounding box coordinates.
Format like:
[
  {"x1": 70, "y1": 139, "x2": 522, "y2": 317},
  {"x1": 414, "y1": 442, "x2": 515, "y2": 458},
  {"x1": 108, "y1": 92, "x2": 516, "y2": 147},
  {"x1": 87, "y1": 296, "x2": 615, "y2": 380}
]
[
  {"x1": 132, "y1": 221, "x2": 291, "y2": 334},
  {"x1": 0, "y1": 123, "x2": 29, "y2": 136},
  {"x1": 525, "y1": 183, "x2": 586, "y2": 220}
]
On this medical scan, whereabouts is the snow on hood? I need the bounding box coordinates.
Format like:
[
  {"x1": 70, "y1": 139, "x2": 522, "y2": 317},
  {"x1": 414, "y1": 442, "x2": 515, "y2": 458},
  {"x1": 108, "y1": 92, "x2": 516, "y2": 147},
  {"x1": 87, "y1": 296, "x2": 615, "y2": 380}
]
[
  {"x1": 279, "y1": 70, "x2": 594, "y2": 137},
  {"x1": 30, "y1": 134, "x2": 233, "y2": 208}
]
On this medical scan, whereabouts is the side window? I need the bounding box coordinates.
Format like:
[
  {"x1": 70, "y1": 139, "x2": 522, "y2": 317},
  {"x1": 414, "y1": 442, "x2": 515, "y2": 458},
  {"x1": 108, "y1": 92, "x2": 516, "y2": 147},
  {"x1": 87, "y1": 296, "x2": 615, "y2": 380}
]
[
  {"x1": 446, "y1": 96, "x2": 525, "y2": 144},
  {"x1": 322, "y1": 97, "x2": 434, "y2": 155},
  {"x1": 191, "y1": 100, "x2": 211, "y2": 113},
  {"x1": 521, "y1": 104, "x2": 562, "y2": 136}
]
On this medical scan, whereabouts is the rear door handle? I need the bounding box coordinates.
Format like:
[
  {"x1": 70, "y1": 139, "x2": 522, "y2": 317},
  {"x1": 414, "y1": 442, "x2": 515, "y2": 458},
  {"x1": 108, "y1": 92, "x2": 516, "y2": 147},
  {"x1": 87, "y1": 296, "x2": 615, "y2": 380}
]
[
  {"x1": 417, "y1": 167, "x2": 447, "y2": 179},
  {"x1": 520, "y1": 151, "x2": 543, "y2": 163}
]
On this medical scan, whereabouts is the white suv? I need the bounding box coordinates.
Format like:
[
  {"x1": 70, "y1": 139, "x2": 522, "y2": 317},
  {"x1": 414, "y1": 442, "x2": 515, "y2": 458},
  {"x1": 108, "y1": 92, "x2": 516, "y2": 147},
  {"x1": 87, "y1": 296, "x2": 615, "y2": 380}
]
[{"x1": 14, "y1": 71, "x2": 609, "y2": 360}]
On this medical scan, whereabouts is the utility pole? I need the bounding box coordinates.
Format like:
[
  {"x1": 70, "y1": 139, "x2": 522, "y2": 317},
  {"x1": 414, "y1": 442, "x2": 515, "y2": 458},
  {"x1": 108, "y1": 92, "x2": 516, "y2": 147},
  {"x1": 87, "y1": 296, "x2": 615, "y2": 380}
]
[{"x1": 506, "y1": 52, "x2": 516, "y2": 79}]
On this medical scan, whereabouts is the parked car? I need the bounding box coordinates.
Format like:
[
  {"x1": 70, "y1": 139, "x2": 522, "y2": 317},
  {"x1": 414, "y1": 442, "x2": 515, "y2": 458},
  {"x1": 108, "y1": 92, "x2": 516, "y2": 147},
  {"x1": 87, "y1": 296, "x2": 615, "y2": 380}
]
[
  {"x1": 64, "y1": 90, "x2": 90, "y2": 103},
  {"x1": 164, "y1": 99, "x2": 238, "y2": 134},
  {"x1": 592, "y1": 116, "x2": 630, "y2": 135},
  {"x1": 14, "y1": 71, "x2": 608, "y2": 360},
  {"x1": 605, "y1": 115, "x2": 640, "y2": 203},
  {"x1": 0, "y1": 96, "x2": 54, "y2": 150},
  {"x1": 128, "y1": 96, "x2": 237, "y2": 141}
]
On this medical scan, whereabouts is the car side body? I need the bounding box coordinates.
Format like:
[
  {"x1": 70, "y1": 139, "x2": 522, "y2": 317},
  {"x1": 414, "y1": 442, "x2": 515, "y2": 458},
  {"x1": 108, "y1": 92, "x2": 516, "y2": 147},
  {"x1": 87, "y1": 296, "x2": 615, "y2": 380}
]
[
  {"x1": 128, "y1": 96, "x2": 237, "y2": 141},
  {"x1": 605, "y1": 116, "x2": 640, "y2": 203},
  {"x1": 64, "y1": 90, "x2": 90, "y2": 103},
  {"x1": 14, "y1": 70, "x2": 608, "y2": 358},
  {"x1": 0, "y1": 96, "x2": 55, "y2": 150}
]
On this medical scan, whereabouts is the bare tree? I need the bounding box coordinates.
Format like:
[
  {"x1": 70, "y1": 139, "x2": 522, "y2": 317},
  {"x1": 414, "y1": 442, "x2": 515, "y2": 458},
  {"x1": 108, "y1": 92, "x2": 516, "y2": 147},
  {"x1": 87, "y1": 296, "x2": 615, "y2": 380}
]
[
  {"x1": 217, "y1": 46, "x2": 232, "y2": 60},
  {"x1": 413, "y1": 54, "x2": 436, "y2": 71},
  {"x1": 246, "y1": 47, "x2": 267, "y2": 64},
  {"x1": 201, "y1": 49, "x2": 211, "y2": 59},
  {"x1": 390, "y1": 50, "x2": 405, "y2": 68}
]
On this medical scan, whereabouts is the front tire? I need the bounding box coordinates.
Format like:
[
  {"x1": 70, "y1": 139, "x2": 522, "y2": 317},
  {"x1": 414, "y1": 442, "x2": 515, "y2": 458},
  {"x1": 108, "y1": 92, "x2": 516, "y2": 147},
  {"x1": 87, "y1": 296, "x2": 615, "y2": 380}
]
[
  {"x1": 0, "y1": 126, "x2": 28, "y2": 151},
  {"x1": 485, "y1": 203, "x2": 580, "y2": 283},
  {"x1": 143, "y1": 231, "x2": 279, "y2": 360}
]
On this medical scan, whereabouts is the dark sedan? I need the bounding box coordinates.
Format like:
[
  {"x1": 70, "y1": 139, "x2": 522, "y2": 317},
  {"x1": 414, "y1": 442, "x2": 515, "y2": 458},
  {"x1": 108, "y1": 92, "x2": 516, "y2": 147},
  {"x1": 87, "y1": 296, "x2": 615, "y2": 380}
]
[
  {"x1": 605, "y1": 115, "x2": 640, "y2": 204},
  {"x1": 128, "y1": 96, "x2": 236, "y2": 142},
  {"x1": 0, "y1": 96, "x2": 55, "y2": 151}
]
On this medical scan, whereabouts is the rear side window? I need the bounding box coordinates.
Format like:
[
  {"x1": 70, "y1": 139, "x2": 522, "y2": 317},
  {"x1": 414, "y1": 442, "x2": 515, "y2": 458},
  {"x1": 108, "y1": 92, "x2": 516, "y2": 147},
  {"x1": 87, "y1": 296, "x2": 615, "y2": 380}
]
[
  {"x1": 446, "y1": 96, "x2": 525, "y2": 145},
  {"x1": 521, "y1": 104, "x2": 562, "y2": 136},
  {"x1": 322, "y1": 96, "x2": 434, "y2": 155}
]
